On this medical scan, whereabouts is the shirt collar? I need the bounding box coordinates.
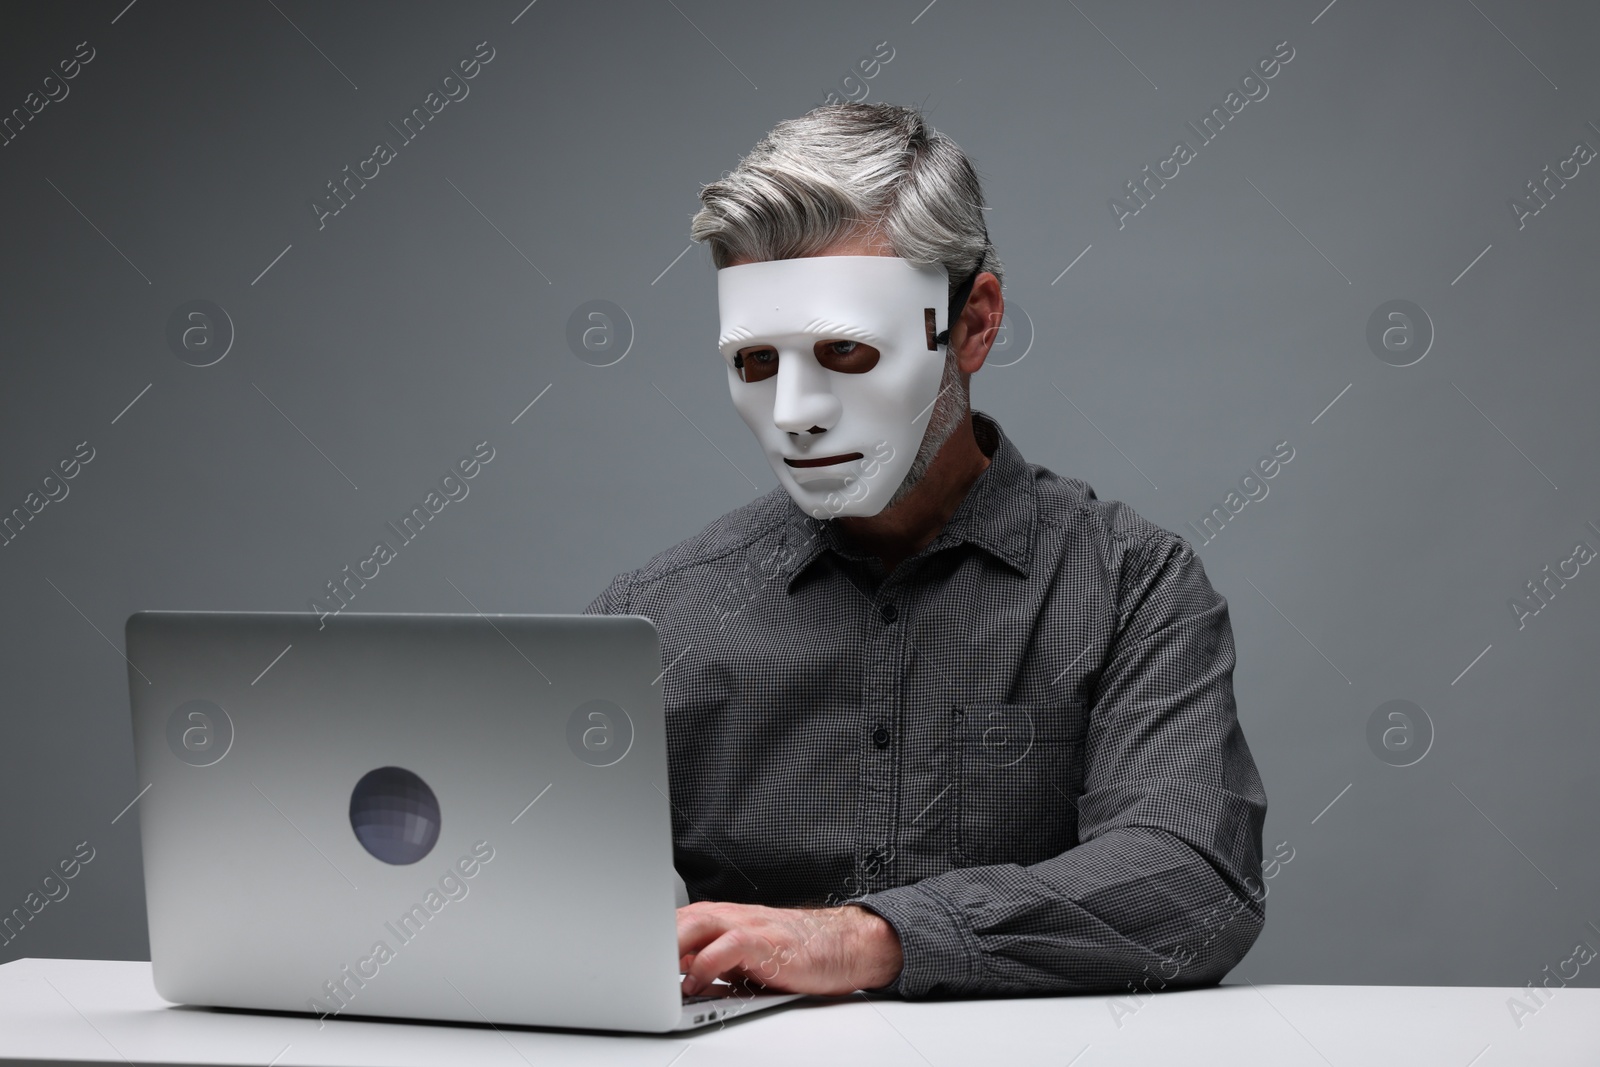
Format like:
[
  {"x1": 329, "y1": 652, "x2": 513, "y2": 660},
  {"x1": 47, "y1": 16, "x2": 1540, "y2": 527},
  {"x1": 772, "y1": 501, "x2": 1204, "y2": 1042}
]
[{"x1": 781, "y1": 409, "x2": 1036, "y2": 590}]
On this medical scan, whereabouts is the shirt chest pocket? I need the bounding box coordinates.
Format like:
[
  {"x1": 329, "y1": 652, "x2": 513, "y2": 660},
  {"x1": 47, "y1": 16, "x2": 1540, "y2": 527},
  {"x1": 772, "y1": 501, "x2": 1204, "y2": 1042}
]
[{"x1": 954, "y1": 700, "x2": 1085, "y2": 867}]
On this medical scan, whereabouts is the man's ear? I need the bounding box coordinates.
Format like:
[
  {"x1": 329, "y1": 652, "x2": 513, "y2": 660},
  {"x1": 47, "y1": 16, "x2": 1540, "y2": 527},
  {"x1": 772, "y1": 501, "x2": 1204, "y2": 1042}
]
[{"x1": 951, "y1": 272, "x2": 1003, "y2": 374}]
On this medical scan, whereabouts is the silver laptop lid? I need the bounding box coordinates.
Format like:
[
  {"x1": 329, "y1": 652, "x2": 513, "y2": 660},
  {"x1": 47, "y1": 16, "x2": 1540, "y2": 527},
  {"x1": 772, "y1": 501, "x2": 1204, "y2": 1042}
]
[{"x1": 125, "y1": 611, "x2": 685, "y2": 1033}]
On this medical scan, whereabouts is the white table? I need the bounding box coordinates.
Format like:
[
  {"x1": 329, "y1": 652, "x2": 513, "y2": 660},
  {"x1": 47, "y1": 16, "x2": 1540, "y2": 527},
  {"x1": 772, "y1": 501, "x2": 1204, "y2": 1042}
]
[{"x1": 1, "y1": 957, "x2": 1594, "y2": 1065}]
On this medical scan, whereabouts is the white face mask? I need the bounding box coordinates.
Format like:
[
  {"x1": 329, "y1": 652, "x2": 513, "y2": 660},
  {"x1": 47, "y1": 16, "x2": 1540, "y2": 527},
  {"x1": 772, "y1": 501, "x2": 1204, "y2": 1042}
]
[{"x1": 717, "y1": 256, "x2": 951, "y2": 519}]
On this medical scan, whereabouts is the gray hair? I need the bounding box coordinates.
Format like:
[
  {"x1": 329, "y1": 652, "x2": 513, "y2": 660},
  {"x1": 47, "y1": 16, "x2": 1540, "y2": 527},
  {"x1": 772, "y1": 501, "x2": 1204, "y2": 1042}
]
[{"x1": 689, "y1": 102, "x2": 1003, "y2": 301}]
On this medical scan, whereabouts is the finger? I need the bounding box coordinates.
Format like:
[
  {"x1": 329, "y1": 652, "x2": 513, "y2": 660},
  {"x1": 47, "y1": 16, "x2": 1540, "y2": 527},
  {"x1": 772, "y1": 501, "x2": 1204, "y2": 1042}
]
[
  {"x1": 684, "y1": 930, "x2": 747, "y2": 995},
  {"x1": 685, "y1": 928, "x2": 776, "y2": 995},
  {"x1": 675, "y1": 903, "x2": 744, "y2": 961}
]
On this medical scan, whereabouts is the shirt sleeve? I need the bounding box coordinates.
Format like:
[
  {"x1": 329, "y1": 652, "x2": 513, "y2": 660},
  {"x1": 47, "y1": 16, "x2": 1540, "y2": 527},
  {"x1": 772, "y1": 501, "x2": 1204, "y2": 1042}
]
[{"x1": 850, "y1": 531, "x2": 1269, "y2": 999}]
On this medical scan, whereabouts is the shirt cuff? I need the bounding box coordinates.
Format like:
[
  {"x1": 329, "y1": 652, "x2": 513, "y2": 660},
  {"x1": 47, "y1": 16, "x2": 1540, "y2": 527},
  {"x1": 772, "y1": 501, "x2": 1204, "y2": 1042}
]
[{"x1": 849, "y1": 881, "x2": 979, "y2": 998}]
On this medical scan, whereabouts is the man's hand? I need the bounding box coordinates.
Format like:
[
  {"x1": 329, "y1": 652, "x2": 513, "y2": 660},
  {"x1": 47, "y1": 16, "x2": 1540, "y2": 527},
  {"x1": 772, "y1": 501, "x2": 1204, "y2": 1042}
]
[{"x1": 676, "y1": 900, "x2": 903, "y2": 997}]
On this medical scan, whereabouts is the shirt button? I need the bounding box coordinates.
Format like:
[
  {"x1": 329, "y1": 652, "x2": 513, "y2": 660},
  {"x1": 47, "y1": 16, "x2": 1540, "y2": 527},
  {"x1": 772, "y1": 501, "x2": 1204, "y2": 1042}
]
[
  {"x1": 872, "y1": 726, "x2": 892, "y2": 748},
  {"x1": 879, "y1": 602, "x2": 898, "y2": 623},
  {"x1": 951, "y1": 703, "x2": 965, "y2": 718}
]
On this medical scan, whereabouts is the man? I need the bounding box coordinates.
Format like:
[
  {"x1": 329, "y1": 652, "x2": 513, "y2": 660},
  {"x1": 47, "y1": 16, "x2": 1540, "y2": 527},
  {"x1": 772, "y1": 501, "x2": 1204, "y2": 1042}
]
[{"x1": 584, "y1": 102, "x2": 1267, "y2": 1000}]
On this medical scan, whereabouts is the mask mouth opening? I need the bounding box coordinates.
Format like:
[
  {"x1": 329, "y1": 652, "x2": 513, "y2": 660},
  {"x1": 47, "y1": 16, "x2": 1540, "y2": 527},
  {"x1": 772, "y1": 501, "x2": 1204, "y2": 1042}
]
[
  {"x1": 785, "y1": 462, "x2": 867, "y2": 489},
  {"x1": 784, "y1": 451, "x2": 864, "y2": 469}
]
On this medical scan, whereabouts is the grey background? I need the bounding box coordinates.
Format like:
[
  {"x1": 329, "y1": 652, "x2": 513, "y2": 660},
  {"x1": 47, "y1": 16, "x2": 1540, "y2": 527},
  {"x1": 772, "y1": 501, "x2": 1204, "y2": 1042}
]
[{"x1": 2, "y1": 0, "x2": 1596, "y2": 995}]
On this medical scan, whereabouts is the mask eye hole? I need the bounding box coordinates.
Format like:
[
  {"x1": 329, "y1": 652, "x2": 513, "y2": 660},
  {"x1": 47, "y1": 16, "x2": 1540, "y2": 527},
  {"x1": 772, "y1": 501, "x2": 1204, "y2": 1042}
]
[
  {"x1": 815, "y1": 339, "x2": 880, "y2": 373},
  {"x1": 733, "y1": 346, "x2": 779, "y2": 383}
]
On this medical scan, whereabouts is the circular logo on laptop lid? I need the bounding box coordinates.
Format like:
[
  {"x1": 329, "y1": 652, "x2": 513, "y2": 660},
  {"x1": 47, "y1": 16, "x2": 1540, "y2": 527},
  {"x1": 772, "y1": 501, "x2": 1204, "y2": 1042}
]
[
  {"x1": 165, "y1": 699, "x2": 234, "y2": 767},
  {"x1": 349, "y1": 766, "x2": 441, "y2": 864},
  {"x1": 566, "y1": 699, "x2": 634, "y2": 767}
]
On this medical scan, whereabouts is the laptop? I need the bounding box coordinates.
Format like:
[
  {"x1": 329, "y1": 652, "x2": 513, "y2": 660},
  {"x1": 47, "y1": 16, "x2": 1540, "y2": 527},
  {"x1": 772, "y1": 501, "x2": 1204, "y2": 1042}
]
[{"x1": 124, "y1": 610, "x2": 806, "y2": 1033}]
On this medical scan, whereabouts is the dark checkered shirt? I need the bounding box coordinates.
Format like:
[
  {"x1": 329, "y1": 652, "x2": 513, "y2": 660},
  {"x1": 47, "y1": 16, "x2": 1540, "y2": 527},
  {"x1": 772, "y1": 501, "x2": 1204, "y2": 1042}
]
[{"x1": 583, "y1": 410, "x2": 1267, "y2": 998}]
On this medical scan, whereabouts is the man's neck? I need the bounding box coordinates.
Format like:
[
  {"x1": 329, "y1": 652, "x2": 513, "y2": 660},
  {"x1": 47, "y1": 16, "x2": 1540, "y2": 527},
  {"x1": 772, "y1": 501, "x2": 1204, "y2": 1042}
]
[{"x1": 835, "y1": 413, "x2": 992, "y2": 575}]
